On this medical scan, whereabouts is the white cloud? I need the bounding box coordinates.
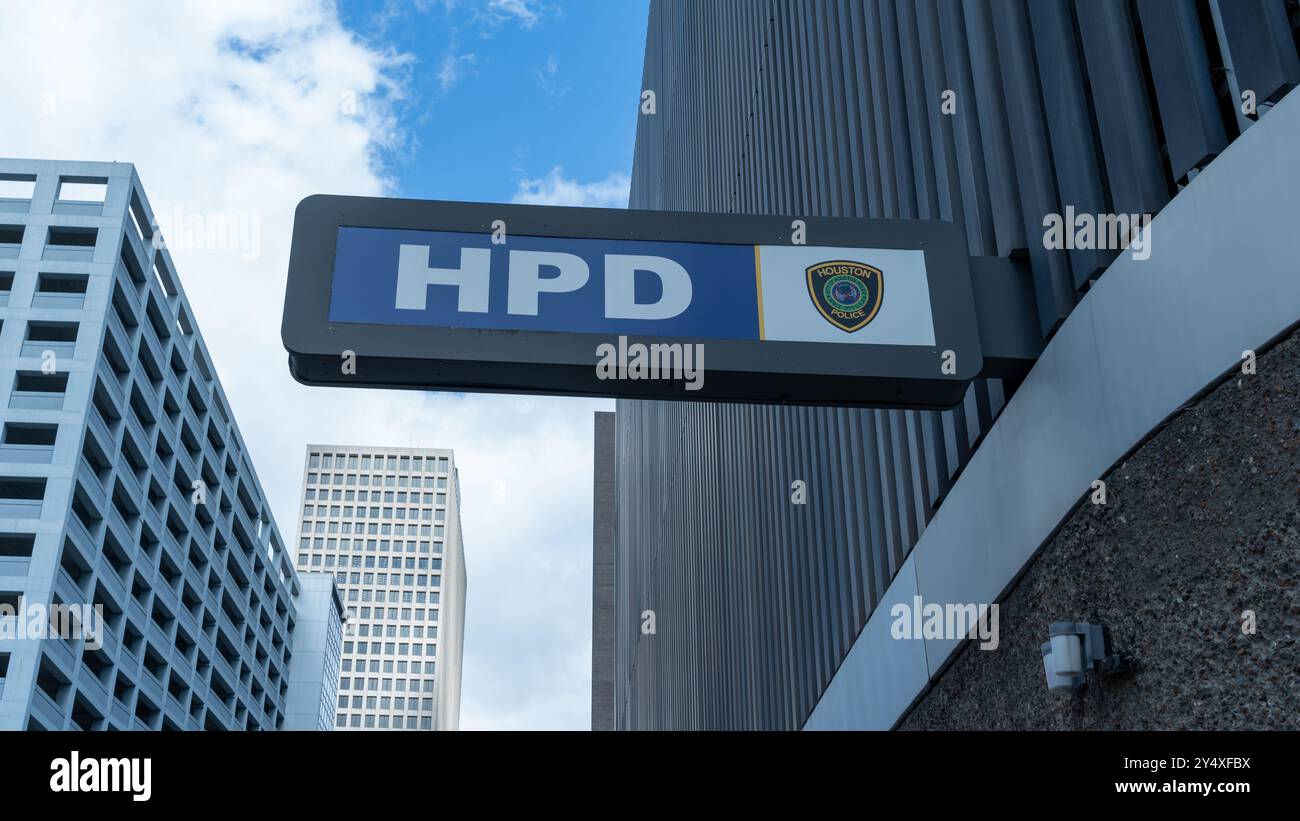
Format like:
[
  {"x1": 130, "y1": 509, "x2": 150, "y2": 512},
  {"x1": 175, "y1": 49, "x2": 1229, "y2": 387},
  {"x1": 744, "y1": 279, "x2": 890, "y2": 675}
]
[
  {"x1": 481, "y1": 0, "x2": 545, "y2": 30},
  {"x1": 437, "y1": 47, "x2": 478, "y2": 92},
  {"x1": 409, "y1": 393, "x2": 610, "y2": 730},
  {"x1": 533, "y1": 54, "x2": 571, "y2": 98},
  {"x1": 0, "y1": 0, "x2": 601, "y2": 729},
  {"x1": 512, "y1": 166, "x2": 631, "y2": 208}
]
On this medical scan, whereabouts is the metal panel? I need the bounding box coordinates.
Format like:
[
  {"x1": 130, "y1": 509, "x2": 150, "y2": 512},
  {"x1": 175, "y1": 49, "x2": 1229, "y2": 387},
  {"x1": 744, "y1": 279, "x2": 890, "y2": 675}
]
[
  {"x1": 960, "y1": 0, "x2": 1026, "y2": 256},
  {"x1": 1136, "y1": 0, "x2": 1229, "y2": 182},
  {"x1": 1215, "y1": 0, "x2": 1300, "y2": 106},
  {"x1": 991, "y1": 0, "x2": 1076, "y2": 334},
  {"x1": 1074, "y1": 0, "x2": 1170, "y2": 217},
  {"x1": 615, "y1": 0, "x2": 1297, "y2": 731},
  {"x1": 1028, "y1": 0, "x2": 1113, "y2": 288},
  {"x1": 804, "y1": 553, "x2": 929, "y2": 730}
]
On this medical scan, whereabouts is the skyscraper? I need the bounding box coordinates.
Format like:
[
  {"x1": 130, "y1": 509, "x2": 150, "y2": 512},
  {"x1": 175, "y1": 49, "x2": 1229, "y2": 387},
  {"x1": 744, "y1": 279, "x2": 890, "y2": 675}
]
[
  {"x1": 603, "y1": 0, "x2": 1300, "y2": 730},
  {"x1": 0, "y1": 158, "x2": 312, "y2": 730},
  {"x1": 283, "y1": 572, "x2": 344, "y2": 731},
  {"x1": 294, "y1": 445, "x2": 466, "y2": 730}
]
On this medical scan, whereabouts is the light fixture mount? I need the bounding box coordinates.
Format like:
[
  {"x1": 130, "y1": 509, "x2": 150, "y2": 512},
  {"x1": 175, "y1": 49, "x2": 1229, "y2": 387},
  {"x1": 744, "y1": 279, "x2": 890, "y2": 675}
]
[{"x1": 1041, "y1": 619, "x2": 1133, "y2": 693}]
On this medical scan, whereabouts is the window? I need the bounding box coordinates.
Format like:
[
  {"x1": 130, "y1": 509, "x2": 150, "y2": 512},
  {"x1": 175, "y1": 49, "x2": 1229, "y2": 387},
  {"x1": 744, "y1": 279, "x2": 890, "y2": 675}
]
[
  {"x1": 152, "y1": 258, "x2": 177, "y2": 296},
  {"x1": 23, "y1": 321, "x2": 78, "y2": 359},
  {"x1": 0, "y1": 225, "x2": 23, "y2": 255},
  {"x1": 38, "y1": 272, "x2": 88, "y2": 295},
  {"x1": 0, "y1": 534, "x2": 35, "y2": 577},
  {"x1": 55, "y1": 177, "x2": 108, "y2": 204},
  {"x1": 0, "y1": 477, "x2": 45, "y2": 518},
  {"x1": 3, "y1": 423, "x2": 56, "y2": 447},
  {"x1": 46, "y1": 226, "x2": 97, "y2": 247},
  {"x1": 126, "y1": 191, "x2": 151, "y2": 245},
  {"x1": 0, "y1": 175, "x2": 36, "y2": 201}
]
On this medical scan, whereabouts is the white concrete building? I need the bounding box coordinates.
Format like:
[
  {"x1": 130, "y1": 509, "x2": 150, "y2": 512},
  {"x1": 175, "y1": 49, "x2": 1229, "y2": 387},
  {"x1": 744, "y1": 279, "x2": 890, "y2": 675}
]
[{"x1": 294, "y1": 445, "x2": 466, "y2": 730}]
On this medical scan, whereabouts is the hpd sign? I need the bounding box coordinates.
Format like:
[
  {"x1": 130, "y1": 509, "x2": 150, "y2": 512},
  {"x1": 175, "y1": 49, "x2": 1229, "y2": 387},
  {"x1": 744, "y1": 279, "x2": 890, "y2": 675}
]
[{"x1": 282, "y1": 195, "x2": 1012, "y2": 408}]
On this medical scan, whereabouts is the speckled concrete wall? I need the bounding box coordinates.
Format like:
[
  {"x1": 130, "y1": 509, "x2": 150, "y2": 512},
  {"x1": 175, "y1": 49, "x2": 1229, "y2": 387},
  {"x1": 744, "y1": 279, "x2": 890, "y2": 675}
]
[{"x1": 901, "y1": 328, "x2": 1300, "y2": 730}]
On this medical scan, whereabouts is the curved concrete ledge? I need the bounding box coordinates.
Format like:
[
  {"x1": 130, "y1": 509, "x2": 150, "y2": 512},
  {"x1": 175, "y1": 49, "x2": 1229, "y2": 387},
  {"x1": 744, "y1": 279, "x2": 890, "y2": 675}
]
[{"x1": 806, "y1": 87, "x2": 1300, "y2": 730}]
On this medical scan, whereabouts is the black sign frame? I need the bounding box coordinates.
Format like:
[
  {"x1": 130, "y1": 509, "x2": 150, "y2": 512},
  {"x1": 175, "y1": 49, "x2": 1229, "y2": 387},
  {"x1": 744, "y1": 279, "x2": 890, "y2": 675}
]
[{"x1": 281, "y1": 195, "x2": 984, "y2": 408}]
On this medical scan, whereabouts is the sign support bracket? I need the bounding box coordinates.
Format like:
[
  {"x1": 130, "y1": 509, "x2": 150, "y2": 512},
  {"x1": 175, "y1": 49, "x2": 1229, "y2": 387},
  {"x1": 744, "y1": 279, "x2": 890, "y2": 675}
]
[{"x1": 970, "y1": 255, "x2": 1044, "y2": 379}]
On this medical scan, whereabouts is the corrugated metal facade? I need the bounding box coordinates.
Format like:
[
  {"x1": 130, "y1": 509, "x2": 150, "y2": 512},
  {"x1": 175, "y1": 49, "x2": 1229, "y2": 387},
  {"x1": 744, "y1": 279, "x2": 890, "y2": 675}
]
[{"x1": 615, "y1": 0, "x2": 1300, "y2": 730}]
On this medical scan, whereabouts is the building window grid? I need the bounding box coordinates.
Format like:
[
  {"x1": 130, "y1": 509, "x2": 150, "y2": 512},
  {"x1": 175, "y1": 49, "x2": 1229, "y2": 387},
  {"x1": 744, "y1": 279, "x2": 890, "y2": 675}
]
[
  {"x1": 0, "y1": 163, "x2": 302, "y2": 730},
  {"x1": 299, "y1": 449, "x2": 451, "y2": 729}
]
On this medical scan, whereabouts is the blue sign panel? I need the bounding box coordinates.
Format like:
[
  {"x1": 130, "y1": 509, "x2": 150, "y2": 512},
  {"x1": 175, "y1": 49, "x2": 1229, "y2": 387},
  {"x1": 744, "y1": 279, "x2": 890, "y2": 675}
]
[
  {"x1": 329, "y1": 227, "x2": 761, "y2": 341},
  {"x1": 283, "y1": 195, "x2": 991, "y2": 408}
]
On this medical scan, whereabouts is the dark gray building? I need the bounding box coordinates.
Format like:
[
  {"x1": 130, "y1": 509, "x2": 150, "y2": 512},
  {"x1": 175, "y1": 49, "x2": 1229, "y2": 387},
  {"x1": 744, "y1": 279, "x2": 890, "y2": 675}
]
[
  {"x1": 590, "y1": 412, "x2": 616, "y2": 731},
  {"x1": 600, "y1": 0, "x2": 1300, "y2": 730}
]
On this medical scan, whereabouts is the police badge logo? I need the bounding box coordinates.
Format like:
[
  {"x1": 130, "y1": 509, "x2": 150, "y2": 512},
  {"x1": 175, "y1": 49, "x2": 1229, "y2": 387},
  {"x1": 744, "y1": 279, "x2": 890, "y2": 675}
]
[{"x1": 806, "y1": 260, "x2": 883, "y2": 332}]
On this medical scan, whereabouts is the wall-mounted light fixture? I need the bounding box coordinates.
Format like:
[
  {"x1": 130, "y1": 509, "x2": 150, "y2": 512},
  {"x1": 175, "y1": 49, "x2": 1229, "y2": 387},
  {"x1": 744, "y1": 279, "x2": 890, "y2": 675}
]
[{"x1": 1041, "y1": 620, "x2": 1132, "y2": 693}]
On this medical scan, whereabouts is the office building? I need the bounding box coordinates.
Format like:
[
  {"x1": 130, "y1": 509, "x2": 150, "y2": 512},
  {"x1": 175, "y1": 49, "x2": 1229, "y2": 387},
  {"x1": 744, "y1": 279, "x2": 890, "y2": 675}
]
[
  {"x1": 601, "y1": 0, "x2": 1300, "y2": 730},
  {"x1": 283, "y1": 572, "x2": 344, "y2": 730},
  {"x1": 0, "y1": 158, "x2": 311, "y2": 730},
  {"x1": 294, "y1": 445, "x2": 466, "y2": 730}
]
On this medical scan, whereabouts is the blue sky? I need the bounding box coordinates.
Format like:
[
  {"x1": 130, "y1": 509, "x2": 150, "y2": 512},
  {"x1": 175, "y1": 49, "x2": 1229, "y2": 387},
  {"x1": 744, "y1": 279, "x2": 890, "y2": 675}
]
[
  {"x1": 341, "y1": 0, "x2": 647, "y2": 204},
  {"x1": 1, "y1": 0, "x2": 649, "y2": 729}
]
